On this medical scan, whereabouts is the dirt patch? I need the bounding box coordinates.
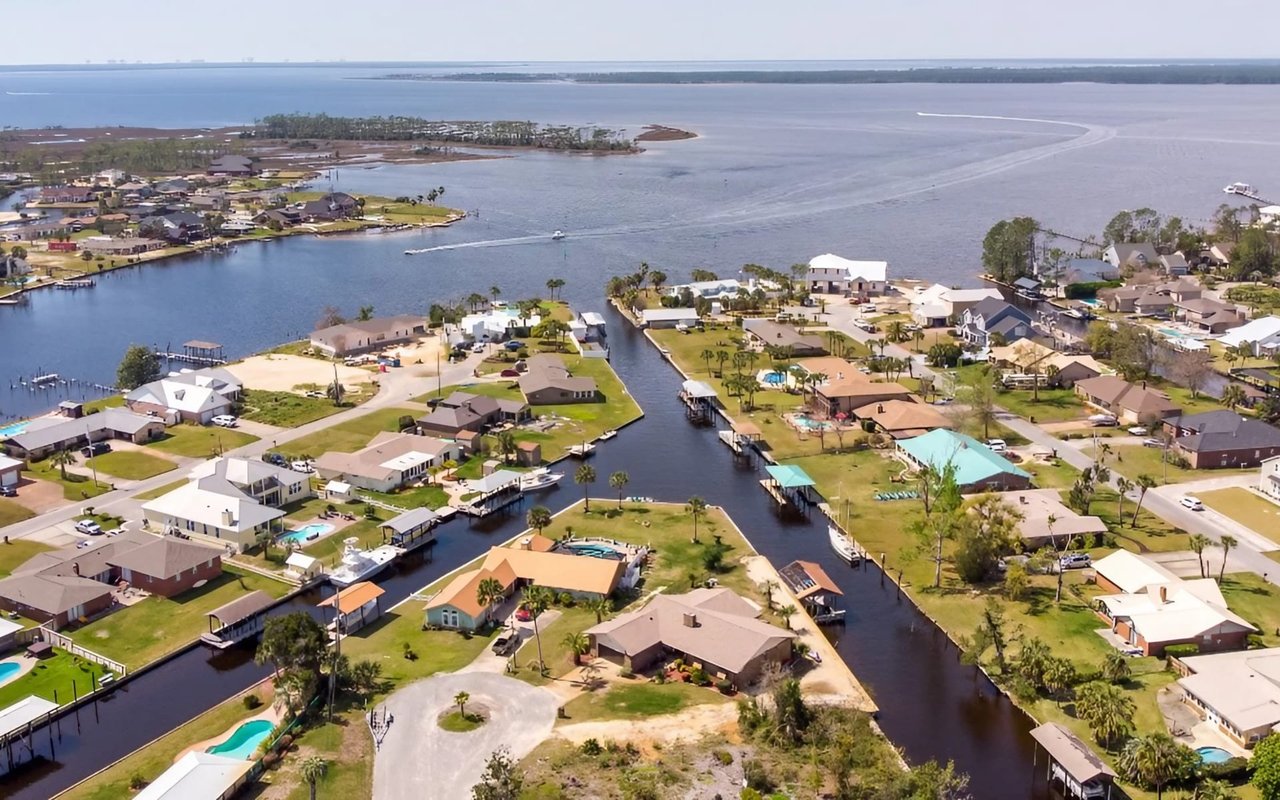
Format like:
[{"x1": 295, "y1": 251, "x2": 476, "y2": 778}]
[
  {"x1": 554, "y1": 702, "x2": 737, "y2": 756},
  {"x1": 226, "y1": 355, "x2": 374, "y2": 395},
  {"x1": 10, "y1": 475, "x2": 71, "y2": 514},
  {"x1": 635, "y1": 125, "x2": 697, "y2": 142}
]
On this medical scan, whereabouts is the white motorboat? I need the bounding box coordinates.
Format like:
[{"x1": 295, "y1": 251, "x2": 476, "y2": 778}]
[
  {"x1": 829, "y1": 524, "x2": 861, "y2": 564},
  {"x1": 551, "y1": 230, "x2": 566, "y2": 240},
  {"x1": 520, "y1": 468, "x2": 564, "y2": 492},
  {"x1": 597, "y1": 430, "x2": 618, "y2": 441},
  {"x1": 1224, "y1": 182, "x2": 1256, "y2": 196},
  {"x1": 328, "y1": 538, "x2": 398, "y2": 587},
  {"x1": 568, "y1": 442, "x2": 596, "y2": 458}
]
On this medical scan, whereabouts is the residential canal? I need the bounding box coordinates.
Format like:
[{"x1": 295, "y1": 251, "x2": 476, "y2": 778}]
[{"x1": 0, "y1": 305, "x2": 1045, "y2": 800}]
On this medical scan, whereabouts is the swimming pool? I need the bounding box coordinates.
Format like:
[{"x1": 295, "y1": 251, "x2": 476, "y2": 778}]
[
  {"x1": 792, "y1": 415, "x2": 831, "y2": 432},
  {"x1": 207, "y1": 719, "x2": 274, "y2": 760},
  {"x1": 0, "y1": 421, "x2": 29, "y2": 438},
  {"x1": 761, "y1": 372, "x2": 786, "y2": 386},
  {"x1": 0, "y1": 662, "x2": 22, "y2": 684},
  {"x1": 1196, "y1": 746, "x2": 1234, "y2": 764},
  {"x1": 1157, "y1": 327, "x2": 1191, "y2": 339},
  {"x1": 564, "y1": 543, "x2": 624, "y2": 561},
  {"x1": 278, "y1": 522, "x2": 335, "y2": 546},
  {"x1": 1078, "y1": 298, "x2": 1102, "y2": 308}
]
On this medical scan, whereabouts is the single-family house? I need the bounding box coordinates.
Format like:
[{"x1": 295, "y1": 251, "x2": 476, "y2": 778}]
[
  {"x1": 310, "y1": 315, "x2": 427, "y2": 357},
  {"x1": 1177, "y1": 648, "x2": 1280, "y2": 748},
  {"x1": 133, "y1": 751, "x2": 254, "y2": 800},
  {"x1": 851, "y1": 399, "x2": 953, "y2": 439},
  {"x1": 142, "y1": 479, "x2": 286, "y2": 552},
  {"x1": 0, "y1": 572, "x2": 113, "y2": 629},
  {"x1": 1104, "y1": 242, "x2": 1159, "y2": 271},
  {"x1": 1061, "y1": 258, "x2": 1120, "y2": 285},
  {"x1": 206, "y1": 155, "x2": 255, "y2": 177},
  {"x1": 987, "y1": 342, "x2": 1107, "y2": 388},
  {"x1": 997, "y1": 489, "x2": 1108, "y2": 550},
  {"x1": 1209, "y1": 242, "x2": 1235, "y2": 267},
  {"x1": 457, "y1": 309, "x2": 540, "y2": 342},
  {"x1": 125, "y1": 367, "x2": 242, "y2": 424},
  {"x1": 663, "y1": 278, "x2": 745, "y2": 301},
  {"x1": 187, "y1": 457, "x2": 313, "y2": 507},
  {"x1": 81, "y1": 236, "x2": 166, "y2": 256},
  {"x1": 1162, "y1": 410, "x2": 1280, "y2": 468},
  {"x1": 301, "y1": 192, "x2": 360, "y2": 221},
  {"x1": 314, "y1": 431, "x2": 463, "y2": 493},
  {"x1": 810, "y1": 374, "x2": 913, "y2": 419},
  {"x1": 586, "y1": 588, "x2": 796, "y2": 685},
  {"x1": 106, "y1": 536, "x2": 224, "y2": 597},
  {"x1": 1160, "y1": 252, "x2": 1191, "y2": 275},
  {"x1": 38, "y1": 186, "x2": 96, "y2": 204},
  {"x1": 1219, "y1": 316, "x2": 1280, "y2": 357},
  {"x1": 1073, "y1": 376, "x2": 1181, "y2": 425},
  {"x1": 896, "y1": 429, "x2": 1032, "y2": 493},
  {"x1": 518, "y1": 354, "x2": 599, "y2": 404},
  {"x1": 638, "y1": 308, "x2": 698, "y2": 329},
  {"x1": 1092, "y1": 550, "x2": 1255, "y2": 657},
  {"x1": 254, "y1": 208, "x2": 302, "y2": 228},
  {"x1": 416, "y1": 391, "x2": 529, "y2": 437},
  {"x1": 805, "y1": 254, "x2": 888, "y2": 297},
  {"x1": 1, "y1": 408, "x2": 165, "y2": 460},
  {"x1": 741, "y1": 318, "x2": 827, "y2": 356},
  {"x1": 910, "y1": 285, "x2": 1003, "y2": 328},
  {"x1": 1175, "y1": 297, "x2": 1244, "y2": 334},
  {"x1": 1260, "y1": 455, "x2": 1280, "y2": 504},
  {"x1": 319, "y1": 581, "x2": 385, "y2": 634},
  {"x1": 190, "y1": 191, "x2": 230, "y2": 212},
  {"x1": 957, "y1": 298, "x2": 1032, "y2": 348}
]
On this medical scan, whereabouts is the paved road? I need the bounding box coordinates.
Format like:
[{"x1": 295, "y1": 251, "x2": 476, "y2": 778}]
[
  {"x1": 371, "y1": 671, "x2": 558, "y2": 800},
  {"x1": 2, "y1": 351, "x2": 488, "y2": 543}
]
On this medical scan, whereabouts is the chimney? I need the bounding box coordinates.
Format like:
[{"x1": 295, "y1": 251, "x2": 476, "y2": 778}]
[
  {"x1": 73, "y1": 562, "x2": 81, "y2": 576},
  {"x1": 1158, "y1": 585, "x2": 1168, "y2": 604},
  {"x1": 221, "y1": 509, "x2": 234, "y2": 527},
  {"x1": 682, "y1": 612, "x2": 698, "y2": 628},
  {"x1": 877, "y1": 404, "x2": 885, "y2": 414}
]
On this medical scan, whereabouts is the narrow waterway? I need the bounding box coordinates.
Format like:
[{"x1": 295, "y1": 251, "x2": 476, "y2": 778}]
[{"x1": 0, "y1": 307, "x2": 1045, "y2": 800}]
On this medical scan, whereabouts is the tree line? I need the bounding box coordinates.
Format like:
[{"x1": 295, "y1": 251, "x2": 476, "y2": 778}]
[{"x1": 254, "y1": 113, "x2": 635, "y2": 152}]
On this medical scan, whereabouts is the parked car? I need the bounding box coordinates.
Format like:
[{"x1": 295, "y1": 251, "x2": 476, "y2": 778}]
[
  {"x1": 211, "y1": 415, "x2": 238, "y2": 427},
  {"x1": 515, "y1": 606, "x2": 540, "y2": 622},
  {"x1": 74, "y1": 520, "x2": 103, "y2": 535},
  {"x1": 1181, "y1": 496, "x2": 1204, "y2": 511},
  {"x1": 264, "y1": 453, "x2": 288, "y2": 467},
  {"x1": 81, "y1": 442, "x2": 111, "y2": 457},
  {"x1": 500, "y1": 369, "x2": 520, "y2": 378},
  {"x1": 1127, "y1": 426, "x2": 1149, "y2": 436},
  {"x1": 0, "y1": 485, "x2": 16, "y2": 498},
  {"x1": 862, "y1": 304, "x2": 877, "y2": 314},
  {"x1": 504, "y1": 340, "x2": 523, "y2": 351},
  {"x1": 491, "y1": 633, "x2": 519, "y2": 656},
  {"x1": 1088, "y1": 414, "x2": 1119, "y2": 427},
  {"x1": 1059, "y1": 553, "x2": 1092, "y2": 570},
  {"x1": 471, "y1": 343, "x2": 486, "y2": 354},
  {"x1": 290, "y1": 461, "x2": 314, "y2": 473},
  {"x1": 1143, "y1": 437, "x2": 1164, "y2": 448},
  {"x1": 932, "y1": 397, "x2": 953, "y2": 405},
  {"x1": 986, "y1": 438, "x2": 1007, "y2": 452}
]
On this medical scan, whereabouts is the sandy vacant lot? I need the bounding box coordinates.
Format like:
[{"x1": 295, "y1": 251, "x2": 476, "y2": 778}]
[
  {"x1": 382, "y1": 337, "x2": 448, "y2": 377},
  {"x1": 227, "y1": 355, "x2": 375, "y2": 394}
]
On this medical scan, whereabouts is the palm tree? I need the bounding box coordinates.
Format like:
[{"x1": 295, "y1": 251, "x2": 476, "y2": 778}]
[
  {"x1": 886, "y1": 320, "x2": 907, "y2": 343},
  {"x1": 700, "y1": 348, "x2": 715, "y2": 375},
  {"x1": 496, "y1": 431, "x2": 517, "y2": 464},
  {"x1": 1118, "y1": 732, "x2": 1191, "y2": 798},
  {"x1": 1188, "y1": 534, "x2": 1211, "y2": 578},
  {"x1": 686, "y1": 495, "x2": 708, "y2": 543},
  {"x1": 609, "y1": 471, "x2": 629, "y2": 509},
  {"x1": 466, "y1": 292, "x2": 485, "y2": 312},
  {"x1": 519, "y1": 586, "x2": 553, "y2": 673},
  {"x1": 760, "y1": 579, "x2": 779, "y2": 611},
  {"x1": 912, "y1": 328, "x2": 924, "y2": 352},
  {"x1": 326, "y1": 376, "x2": 345, "y2": 407},
  {"x1": 1131, "y1": 474, "x2": 1157, "y2": 527},
  {"x1": 1115, "y1": 476, "x2": 1133, "y2": 519},
  {"x1": 525, "y1": 505, "x2": 552, "y2": 535},
  {"x1": 476, "y1": 577, "x2": 505, "y2": 625},
  {"x1": 48, "y1": 448, "x2": 77, "y2": 480},
  {"x1": 715, "y1": 350, "x2": 730, "y2": 377},
  {"x1": 583, "y1": 596, "x2": 610, "y2": 625},
  {"x1": 574, "y1": 464, "x2": 596, "y2": 511},
  {"x1": 489, "y1": 285, "x2": 501, "y2": 304},
  {"x1": 300, "y1": 756, "x2": 328, "y2": 800},
  {"x1": 1075, "y1": 681, "x2": 1136, "y2": 750},
  {"x1": 454, "y1": 690, "x2": 470, "y2": 715},
  {"x1": 1100, "y1": 650, "x2": 1131, "y2": 684},
  {"x1": 1218, "y1": 535, "x2": 1237, "y2": 582},
  {"x1": 777, "y1": 604, "x2": 796, "y2": 629},
  {"x1": 1220, "y1": 383, "x2": 1247, "y2": 410},
  {"x1": 561, "y1": 631, "x2": 590, "y2": 665}
]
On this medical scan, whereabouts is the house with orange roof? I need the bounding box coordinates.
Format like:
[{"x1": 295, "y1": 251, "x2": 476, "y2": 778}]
[{"x1": 852, "y1": 399, "x2": 953, "y2": 439}]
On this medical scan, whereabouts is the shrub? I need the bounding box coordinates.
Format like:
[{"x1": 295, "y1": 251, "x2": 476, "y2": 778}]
[
  {"x1": 557, "y1": 591, "x2": 574, "y2": 607},
  {"x1": 619, "y1": 667, "x2": 634, "y2": 679},
  {"x1": 1164, "y1": 643, "x2": 1199, "y2": 659},
  {"x1": 262, "y1": 751, "x2": 280, "y2": 768},
  {"x1": 1201, "y1": 756, "x2": 1249, "y2": 780},
  {"x1": 242, "y1": 693, "x2": 262, "y2": 710},
  {"x1": 714, "y1": 749, "x2": 734, "y2": 766},
  {"x1": 715, "y1": 679, "x2": 734, "y2": 694},
  {"x1": 742, "y1": 759, "x2": 774, "y2": 793},
  {"x1": 580, "y1": 738, "x2": 603, "y2": 756},
  {"x1": 129, "y1": 773, "x2": 147, "y2": 790},
  {"x1": 402, "y1": 642, "x2": 418, "y2": 660}
]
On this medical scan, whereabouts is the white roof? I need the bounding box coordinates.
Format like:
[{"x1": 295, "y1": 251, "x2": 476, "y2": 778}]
[
  {"x1": 143, "y1": 481, "x2": 285, "y2": 533},
  {"x1": 468, "y1": 469, "x2": 522, "y2": 493},
  {"x1": 0, "y1": 455, "x2": 22, "y2": 472},
  {"x1": 285, "y1": 552, "x2": 320, "y2": 569},
  {"x1": 459, "y1": 310, "x2": 540, "y2": 336},
  {"x1": 1260, "y1": 205, "x2": 1280, "y2": 215},
  {"x1": 1219, "y1": 316, "x2": 1280, "y2": 348},
  {"x1": 189, "y1": 457, "x2": 308, "y2": 489},
  {"x1": 324, "y1": 480, "x2": 352, "y2": 494},
  {"x1": 1093, "y1": 550, "x2": 1179, "y2": 594},
  {"x1": 807, "y1": 253, "x2": 887, "y2": 282},
  {"x1": 0, "y1": 617, "x2": 23, "y2": 638},
  {"x1": 0, "y1": 696, "x2": 58, "y2": 738},
  {"x1": 641, "y1": 307, "x2": 698, "y2": 322},
  {"x1": 1179, "y1": 648, "x2": 1280, "y2": 731},
  {"x1": 580, "y1": 312, "x2": 606, "y2": 326},
  {"x1": 134, "y1": 751, "x2": 253, "y2": 800},
  {"x1": 1099, "y1": 585, "x2": 1255, "y2": 644},
  {"x1": 378, "y1": 451, "x2": 433, "y2": 472}
]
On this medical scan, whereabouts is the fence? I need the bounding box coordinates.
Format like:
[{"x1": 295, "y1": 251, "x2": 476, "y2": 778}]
[{"x1": 38, "y1": 626, "x2": 128, "y2": 676}]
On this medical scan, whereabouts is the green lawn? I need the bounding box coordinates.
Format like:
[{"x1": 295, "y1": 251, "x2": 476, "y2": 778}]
[
  {"x1": 359, "y1": 483, "x2": 449, "y2": 510},
  {"x1": 0, "y1": 650, "x2": 111, "y2": 710},
  {"x1": 503, "y1": 357, "x2": 643, "y2": 461},
  {"x1": 147, "y1": 424, "x2": 258, "y2": 458},
  {"x1": 274, "y1": 407, "x2": 419, "y2": 459},
  {"x1": 81, "y1": 394, "x2": 125, "y2": 413},
  {"x1": 239, "y1": 389, "x2": 346, "y2": 428},
  {"x1": 342, "y1": 606, "x2": 495, "y2": 691},
  {"x1": 994, "y1": 387, "x2": 1088, "y2": 423},
  {"x1": 438, "y1": 710, "x2": 485, "y2": 732},
  {"x1": 70, "y1": 567, "x2": 291, "y2": 669},
  {"x1": 559, "y1": 682, "x2": 728, "y2": 723},
  {"x1": 24, "y1": 459, "x2": 111, "y2": 500},
  {"x1": 1198, "y1": 488, "x2": 1280, "y2": 545},
  {"x1": 1221, "y1": 573, "x2": 1280, "y2": 648},
  {"x1": 87, "y1": 450, "x2": 176, "y2": 480},
  {"x1": 272, "y1": 712, "x2": 373, "y2": 800},
  {"x1": 0, "y1": 539, "x2": 53, "y2": 577},
  {"x1": 511, "y1": 606, "x2": 597, "y2": 685},
  {"x1": 60, "y1": 682, "x2": 268, "y2": 800},
  {"x1": 1088, "y1": 444, "x2": 1256, "y2": 485},
  {"x1": 1022, "y1": 457, "x2": 1082, "y2": 489},
  {"x1": 0, "y1": 499, "x2": 36, "y2": 529},
  {"x1": 133, "y1": 478, "x2": 188, "y2": 501}
]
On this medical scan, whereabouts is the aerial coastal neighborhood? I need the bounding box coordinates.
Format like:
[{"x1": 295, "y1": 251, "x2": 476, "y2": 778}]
[{"x1": 8, "y1": 116, "x2": 1280, "y2": 800}]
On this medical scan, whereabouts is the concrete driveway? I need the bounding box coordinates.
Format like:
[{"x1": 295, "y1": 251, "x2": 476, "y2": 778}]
[{"x1": 371, "y1": 671, "x2": 558, "y2": 800}]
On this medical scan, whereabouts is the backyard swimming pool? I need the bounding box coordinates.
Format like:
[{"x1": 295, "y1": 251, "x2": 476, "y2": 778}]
[
  {"x1": 0, "y1": 421, "x2": 29, "y2": 438},
  {"x1": 792, "y1": 415, "x2": 832, "y2": 432},
  {"x1": 1196, "y1": 746, "x2": 1234, "y2": 764},
  {"x1": 207, "y1": 719, "x2": 274, "y2": 760},
  {"x1": 563, "y1": 543, "x2": 624, "y2": 561},
  {"x1": 278, "y1": 522, "x2": 335, "y2": 546},
  {"x1": 1157, "y1": 327, "x2": 1185, "y2": 338},
  {"x1": 761, "y1": 372, "x2": 786, "y2": 386},
  {"x1": 0, "y1": 661, "x2": 22, "y2": 685}
]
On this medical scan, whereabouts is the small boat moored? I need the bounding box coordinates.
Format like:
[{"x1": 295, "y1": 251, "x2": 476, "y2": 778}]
[
  {"x1": 551, "y1": 230, "x2": 566, "y2": 240},
  {"x1": 829, "y1": 524, "x2": 862, "y2": 565},
  {"x1": 568, "y1": 442, "x2": 596, "y2": 458},
  {"x1": 520, "y1": 468, "x2": 564, "y2": 492},
  {"x1": 597, "y1": 430, "x2": 618, "y2": 441},
  {"x1": 1224, "y1": 182, "x2": 1257, "y2": 196},
  {"x1": 328, "y1": 538, "x2": 398, "y2": 587}
]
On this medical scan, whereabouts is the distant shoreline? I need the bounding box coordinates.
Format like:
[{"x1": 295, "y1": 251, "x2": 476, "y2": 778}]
[{"x1": 376, "y1": 63, "x2": 1280, "y2": 85}]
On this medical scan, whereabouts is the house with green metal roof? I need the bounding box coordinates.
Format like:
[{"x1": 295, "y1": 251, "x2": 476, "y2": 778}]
[{"x1": 896, "y1": 429, "x2": 1031, "y2": 493}]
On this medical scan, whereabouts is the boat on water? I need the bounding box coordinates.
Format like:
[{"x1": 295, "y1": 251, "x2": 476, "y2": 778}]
[
  {"x1": 520, "y1": 468, "x2": 564, "y2": 492},
  {"x1": 625, "y1": 496, "x2": 655, "y2": 504},
  {"x1": 328, "y1": 538, "x2": 398, "y2": 587},
  {"x1": 568, "y1": 442, "x2": 596, "y2": 458},
  {"x1": 597, "y1": 430, "x2": 618, "y2": 441},
  {"x1": 829, "y1": 524, "x2": 861, "y2": 564},
  {"x1": 1224, "y1": 182, "x2": 1257, "y2": 195},
  {"x1": 551, "y1": 230, "x2": 566, "y2": 240}
]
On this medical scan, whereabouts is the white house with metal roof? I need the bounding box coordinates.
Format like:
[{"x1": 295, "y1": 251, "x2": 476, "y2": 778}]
[
  {"x1": 142, "y1": 479, "x2": 286, "y2": 552},
  {"x1": 806, "y1": 253, "x2": 888, "y2": 296},
  {"x1": 134, "y1": 751, "x2": 255, "y2": 800},
  {"x1": 125, "y1": 367, "x2": 241, "y2": 424}
]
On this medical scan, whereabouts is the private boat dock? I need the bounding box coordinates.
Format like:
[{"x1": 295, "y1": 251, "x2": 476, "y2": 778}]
[
  {"x1": 459, "y1": 470, "x2": 524, "y2": 519},
  {"x1": 200, "y1": 590, "x2": 276, "y2": 648},
  {"x1": 679, "y1": 379, "x2": 718, "y2": 425},
  {"x1": 718, "y1": 419, "x2": 763, "y2": 466},
  {"x1": 380, "y1": 507, "x2": 441, "y2": 553},
  {"x1": 779, "y1": 559, "x2": 846, "y2": 624},
  {"x1": 54, "y1": 278, "x2": 95, "y2": 290},
  {"x1": 156, "y1": 339, "x2": 228, "y2": 366},
  {"x1": 760, "y1": 464, "x2": 818, "y2": 517}
]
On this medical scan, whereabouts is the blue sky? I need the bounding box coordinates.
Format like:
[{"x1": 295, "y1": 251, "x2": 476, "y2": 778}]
[{"x1": 2, "y1": 0, "x2": 1277, "y2": 65}]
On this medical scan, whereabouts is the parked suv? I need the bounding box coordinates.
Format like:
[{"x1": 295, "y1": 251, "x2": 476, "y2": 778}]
[
  {"x1": 1181, "y1": 496, "x2": 1204, "y2": 511},
  {"x1": 1059, "y1": 553, "x2": 1092, "y2": 570},
  {"x1": 491, "y1": 633, "x2": 519, "y2": 656},
  {"x1": 74, "y1": 520, "x2": 103, "y2": 536},
  {"x1": 81, "y1": 442, "x2": 111, "y2": 457}
]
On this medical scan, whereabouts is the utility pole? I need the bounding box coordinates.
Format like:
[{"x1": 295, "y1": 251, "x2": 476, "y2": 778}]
[
  {"x1": 83, "y1": 421, "x2": 99, "y2": 490},
  {"x1": 327, "y1": 603, "x2": 342, "y2": 723}
]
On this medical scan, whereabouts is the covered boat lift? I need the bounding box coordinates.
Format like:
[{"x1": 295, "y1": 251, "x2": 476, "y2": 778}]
[
  {"x1": 761, "y1": 464, "x2": 817, "y2": 516},
  {"x1": 460, "y1": 470, "x2": 523, "y2": 519},
  {"x1": 380, "y1": 507, "x2": 440, "y2": 552},
  {"x1": 1029, "y1": 722, "x2": 1116, "y2": 799},
  {"x1": 201, "y1": 590, "x2": 276, "y2": 649},
  {"x1": 679, "y1": 379, "x2": 718, "y2": 425},
  {"x1": 778, "y1": 560, "x2": 846, "y2": 624},
  {"x1": 719, "y1": 419, "x2": 762, "y2": 465}
]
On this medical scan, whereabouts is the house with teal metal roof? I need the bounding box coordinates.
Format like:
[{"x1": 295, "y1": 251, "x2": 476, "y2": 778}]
[{"x1": 896, "y1": 429, "x2": 1031, "y2": 493}]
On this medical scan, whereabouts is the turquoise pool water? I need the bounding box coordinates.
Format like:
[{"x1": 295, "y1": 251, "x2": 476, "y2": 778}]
[
  {"x1": 762, "y1": 372, "x2": 785, "y2": 385},
  {"x1": 278, "y1": 522, "x2": 334, "y2": 546},
  {"x1": 0, "y1": 662, "x2": 21, "y2": 683},
  {"x1": 564, "y1": 543, "x2": 624, "y2": 561},
  {"x1": 1196, "y1": 746, "x2": 1234, "y2": 764},
  {"x1": 1078, "y1": 298, "x2": 1102, "y2": 307},
  {"x1": 207, "y1": 719, "x2": 274, "y2": 760},
  {"x1": 793, "y1": 415, "x2": 831, "y2": 432},
  {"x1": 1157, "y1": 327, "x2": 1185, "y2": 338},
  {"x1": 0, "y1": 421, "x2": 29, "y2": 438}
]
